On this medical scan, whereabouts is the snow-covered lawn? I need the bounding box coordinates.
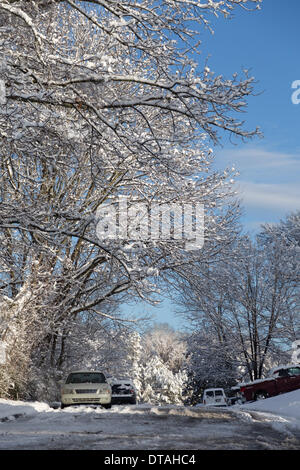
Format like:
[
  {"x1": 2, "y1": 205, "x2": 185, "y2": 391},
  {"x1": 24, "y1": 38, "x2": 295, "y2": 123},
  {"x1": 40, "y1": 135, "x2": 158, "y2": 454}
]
[
  {"x1": 0, "y1": 394, "x2": 299, "y2": 449},
  {"x1": 233, "y1": 389, "x2": 300, "y2": 433}
]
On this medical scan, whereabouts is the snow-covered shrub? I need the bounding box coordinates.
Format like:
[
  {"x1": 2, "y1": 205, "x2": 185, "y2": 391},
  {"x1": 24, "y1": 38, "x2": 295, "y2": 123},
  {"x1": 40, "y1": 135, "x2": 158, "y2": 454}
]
[
  {"x1": 140, "y1": 355, "x2": 188, "y2": 405},
  {"x1": 122, "y1": 327, "x2": 188, "y2": 405}
]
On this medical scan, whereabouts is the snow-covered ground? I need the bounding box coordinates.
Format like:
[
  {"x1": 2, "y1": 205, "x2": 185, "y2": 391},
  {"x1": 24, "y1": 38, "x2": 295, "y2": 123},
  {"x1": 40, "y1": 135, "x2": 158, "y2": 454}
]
[
  {"x1": 0, "y1": 393, "x2": 299, "y2": 450},
  {"x1": 234, "y1": 389, "x2": 300, "y2": 434}
]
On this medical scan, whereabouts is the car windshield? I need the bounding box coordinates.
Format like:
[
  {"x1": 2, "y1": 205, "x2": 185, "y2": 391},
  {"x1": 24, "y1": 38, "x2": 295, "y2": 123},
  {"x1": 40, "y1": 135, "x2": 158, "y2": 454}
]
[
  {"x1": 205, "y1": 391, "x2": 214, "y2": 398},
  {"x1": 66, "y1": 372, "x2": 106, "y2": 384}
]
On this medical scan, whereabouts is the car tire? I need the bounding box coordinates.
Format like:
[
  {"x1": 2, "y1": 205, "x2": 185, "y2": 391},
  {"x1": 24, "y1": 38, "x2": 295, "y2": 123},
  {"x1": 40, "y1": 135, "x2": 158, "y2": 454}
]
[
  {"x1": 61, "y1": 403, "x2": 68, "y2": 409},
  {"x1": 254, "y1": 391, "x2": 268, "y2": 401},
  {"x1": 103, "y1": 403, "x2": 112, "y2": 409}
]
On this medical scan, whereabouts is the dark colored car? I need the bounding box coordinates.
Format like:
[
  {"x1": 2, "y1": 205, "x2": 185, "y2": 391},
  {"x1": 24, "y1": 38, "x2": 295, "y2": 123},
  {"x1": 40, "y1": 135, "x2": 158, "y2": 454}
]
[
  {"x1": 110, "y1": 379, "x2": 137, "y2": 405},
  {"x1": 239, "y1": 364, "x2": 300, "y2": 402}
]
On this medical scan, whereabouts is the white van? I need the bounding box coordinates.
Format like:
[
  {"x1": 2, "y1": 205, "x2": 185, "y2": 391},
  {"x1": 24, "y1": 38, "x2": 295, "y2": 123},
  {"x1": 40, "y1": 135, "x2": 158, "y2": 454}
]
[{"x1": 203, "y1": 388, "x2": 228, "y2": 407}]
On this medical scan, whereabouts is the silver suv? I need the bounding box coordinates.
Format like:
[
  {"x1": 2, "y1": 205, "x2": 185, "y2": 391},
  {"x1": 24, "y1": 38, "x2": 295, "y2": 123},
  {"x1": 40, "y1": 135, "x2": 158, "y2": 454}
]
[{"x1": 60, "y1": 371, "x2": 112, "y2": 409}]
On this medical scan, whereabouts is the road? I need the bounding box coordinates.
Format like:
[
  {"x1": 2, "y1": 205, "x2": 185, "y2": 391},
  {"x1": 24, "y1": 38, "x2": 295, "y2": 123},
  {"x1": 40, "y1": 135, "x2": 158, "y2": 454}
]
[{"x1": 0, "y1": 403, "x2": 299, "y2": 450}]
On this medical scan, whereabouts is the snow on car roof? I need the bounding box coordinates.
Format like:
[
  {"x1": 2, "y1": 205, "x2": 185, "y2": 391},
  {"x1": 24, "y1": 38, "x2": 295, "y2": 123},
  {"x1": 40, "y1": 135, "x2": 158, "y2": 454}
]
[
  {"x1": 269, "y1": 363, "x2": 300, "y2": 375},
  {"x1": 108, "y1": 377, "x2": 133, "y2": 383},
  {"x1": 110, "y1": 380, "x2": 134, "y2": 386},
  {"x1": 237, "y1": 377, "x2": 274, "y2": 387},
  {"x1": 67, "y1": 370, "x2": 107, "y2": 375},
  {"x1": 204, "y1": 388, "x2": 224, "y2": 392}
]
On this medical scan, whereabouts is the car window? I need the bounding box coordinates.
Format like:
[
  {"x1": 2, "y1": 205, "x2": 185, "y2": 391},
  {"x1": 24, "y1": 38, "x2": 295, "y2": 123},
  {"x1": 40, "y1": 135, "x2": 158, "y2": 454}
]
[
  {"x1": 287, "y1": 367, "x2": 300, "y2": 376},
  {"x1": 205, "y1": 391, "x2": 214, "y2": 398},
  {"x1": 112, "y1": 384, "x2": 124, "y2": 391},
  {"x1": 277, "y1": 369, "x2": 289, "y2": 377},
  {"x1": 66, "y1": 372, "x2": 106, "y2": 384},
  {"x1": 215, "y1": 390, "x2": 224, "y2": 397}
]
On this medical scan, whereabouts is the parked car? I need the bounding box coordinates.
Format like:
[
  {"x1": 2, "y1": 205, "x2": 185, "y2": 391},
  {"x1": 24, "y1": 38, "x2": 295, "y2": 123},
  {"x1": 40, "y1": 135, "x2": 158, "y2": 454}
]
[
  {"x1": 109, "y1": 378, "x2": 137, "y2": 405},
  {"x1": 60, "y1": 370, "x2": 112, "y2": 409},
  {"x1": 238, "y1": 364, "x2": 300, "y2": 402},
  {"x1": 202, "y1": 388, "x2": 228, "y2": 407}
]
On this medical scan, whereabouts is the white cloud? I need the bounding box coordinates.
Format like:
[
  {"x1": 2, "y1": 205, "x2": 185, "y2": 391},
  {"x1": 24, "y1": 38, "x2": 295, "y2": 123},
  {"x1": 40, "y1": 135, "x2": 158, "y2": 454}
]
[
  {"x1": 215, "y1": 147, "x2": 300, "y2": 183},
  {"x1": 214, "y1": 147, "x2": 300, "y2": 214},
  {"x1": 238, "y1": 181, "x2": 300, "y2": 211}
]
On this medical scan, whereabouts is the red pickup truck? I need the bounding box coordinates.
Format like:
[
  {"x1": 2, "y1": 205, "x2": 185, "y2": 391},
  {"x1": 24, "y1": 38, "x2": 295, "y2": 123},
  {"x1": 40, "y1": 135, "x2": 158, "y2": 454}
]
[{"x1": 238, "y1": 364, "x2": 300, "y2": 402}]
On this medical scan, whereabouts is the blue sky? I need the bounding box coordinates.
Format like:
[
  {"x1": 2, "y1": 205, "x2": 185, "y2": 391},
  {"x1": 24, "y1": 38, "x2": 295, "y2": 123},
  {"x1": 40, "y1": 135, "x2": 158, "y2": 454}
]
[
  {"x1": 120, "y1": 0, "x2": 300, "y2": 330},
  {"x1": 203, "y1": 0, "x2": 300, "y2": 233}
]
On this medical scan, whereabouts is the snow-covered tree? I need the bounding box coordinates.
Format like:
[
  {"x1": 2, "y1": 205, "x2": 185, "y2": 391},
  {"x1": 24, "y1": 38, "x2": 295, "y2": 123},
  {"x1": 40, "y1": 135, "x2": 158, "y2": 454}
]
[
  {"x1": 0, "y1": 0, "x2": 263, "y2": 396},
  {"x1": 128, "y1": 325, "x2": 188, "y2": 404},
  {"x1": 175, "y1": 226, "x2": 300, "y2": 384},
  {"x1": 139, "y1": 354, "x2": 188, "y2": 405},
  {"x1": 0, "y1": 0, "x2": 261, "y2": 316},
  {"x1": 261, "y1": 211, "x2": 300, "y2": 249},
  {"x1": 0, "y1": 281, "x2": 45, "y2": 399},
  {"x1": 143, "y1": 323, "x2": 187, "y2": 373},
  {"x1": 258, "y1": 211, "x2": 300, "y2": 344},
  {"x1": 184, "y1": 330, "x2": 241, "y2": 404}
]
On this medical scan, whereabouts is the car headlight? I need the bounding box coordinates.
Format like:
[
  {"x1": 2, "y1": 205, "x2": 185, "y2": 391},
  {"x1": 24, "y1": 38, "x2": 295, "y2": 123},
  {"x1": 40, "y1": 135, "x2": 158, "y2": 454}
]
[{"x1": 62, "y1": 387, "x2": 74, "y2": 395}]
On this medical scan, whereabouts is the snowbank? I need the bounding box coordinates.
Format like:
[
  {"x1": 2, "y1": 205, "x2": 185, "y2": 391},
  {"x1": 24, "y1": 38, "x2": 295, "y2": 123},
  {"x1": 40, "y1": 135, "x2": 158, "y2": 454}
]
[
  {"x1": 0, "y1": 398, "x2": 51, "y2": 421},
  {"x1": 235, "y1": 389, "x2": 300, "y2": 431}
]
